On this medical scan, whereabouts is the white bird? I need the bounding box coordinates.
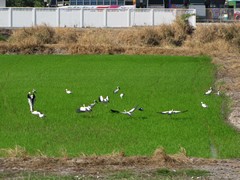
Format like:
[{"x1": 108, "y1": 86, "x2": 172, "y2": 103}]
[
  {"x1": 31, "y1": 110, "x2": 45, "y2": 118},
  {"x1": 201, "y1": 102, "x2": 208, "y2": 108},
  {"x1": 89, "y1": 100, "x2": 98, "y2": 108},
  {"x1": 99, "y1": 95, "x2": 109, "y2": 103},
  {"x1": 216, "y1": 90, "x2": 220, "y2": 96},
  {"x1": 113, "y1": 86, "x2": 120, "y2": 94},
  {"x1": 205, "y1": 87, "x2": 213, "y2": 95},
  {"x1": 158, "y1": 109, "x2": 188, "y2": 115},
  {"x1": 120, "y1": 93, "x2": 124, "y2": 99},
  {"x1": 111, "y1": 106, "x2": 138, "y2": 116},
  {"x1": 76, "y1": 104, "x2": 92, "y2": 113},
  {"x1": 27, "y1": 91, "x2": 36, "y2": 112},
  {"x1": 65, "y1": 89, "x2": 72, "y2": 94}
]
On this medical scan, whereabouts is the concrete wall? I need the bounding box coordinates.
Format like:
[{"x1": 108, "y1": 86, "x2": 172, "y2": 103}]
[{"x1": 0, "y1": 7, "x2": 196, "y2": 28}]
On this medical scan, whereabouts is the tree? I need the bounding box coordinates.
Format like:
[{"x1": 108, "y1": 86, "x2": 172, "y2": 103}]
[{"x1": 6, "y1": 0, "x2": 44, "y2": 7}]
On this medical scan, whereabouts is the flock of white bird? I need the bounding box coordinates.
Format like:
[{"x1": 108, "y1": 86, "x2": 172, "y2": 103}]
[
  {"x1": 201, "y1": 87, "x2": 220, "y2": 109},
  {"x1": 27, "y1": 86, "x2": 220, "y2": 119}
]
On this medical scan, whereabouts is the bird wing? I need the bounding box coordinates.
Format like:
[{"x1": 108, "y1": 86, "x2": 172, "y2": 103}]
[
  {"x1": 159, "y1": 111, "x2": 169, "y2": 114},
  {"x1": 110, "y1": 109, "x2": 120, "y2": 113},
  {"x1": 99, "y1": 96, "x2": 103, "y2": 102},
  {"x1": 106, "y1": 96, "x2": 109, "y2": 101},
  {"x1": 173, "y1": 110, "x2": 188, "y2": 114},
  {"x1": 121, "y1": 111, "x2": 131, "y2": 116},
  {"x1": 128, "y1": 105, "x2": 138, "y2": 113}
]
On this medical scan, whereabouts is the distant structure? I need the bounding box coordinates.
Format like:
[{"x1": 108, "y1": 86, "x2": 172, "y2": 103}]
[
  {"x1": 0, "y1": 0, "x2": 6, "y2": 7},
  {"x1": 69, "y1": 0, "x2": 193, "y2": 8}
]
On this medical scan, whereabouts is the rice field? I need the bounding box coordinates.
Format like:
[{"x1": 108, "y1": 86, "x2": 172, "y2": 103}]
[{"x1": 0, "y1": 55, "x2": 239, "y2": 158}]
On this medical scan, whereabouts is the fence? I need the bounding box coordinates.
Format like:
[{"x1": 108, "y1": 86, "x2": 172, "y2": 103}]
[
  {"x1": 204, "y1": 8, "x2": 240, "y2": 22},
  {"x1": 0, "y1": 7, "x2": 196, "y2": 28}
]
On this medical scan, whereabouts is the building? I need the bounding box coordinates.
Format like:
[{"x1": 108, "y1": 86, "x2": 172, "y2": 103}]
[
  {"x1": 69, "y1": 0, "x2": 129, "y2": 5},
  {"x1": 68, "y1": 0, "x2": 226, "y2": 8},
  {"x1": 0, "y1": 0, "x2": 6, "y2": 7}
]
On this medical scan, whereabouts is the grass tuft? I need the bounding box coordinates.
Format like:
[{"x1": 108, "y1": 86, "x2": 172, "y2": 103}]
[{"x1": 0, "y1": 145, "x2": 29, "y2": 158}]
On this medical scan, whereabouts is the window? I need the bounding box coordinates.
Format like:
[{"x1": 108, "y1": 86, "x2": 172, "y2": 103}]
[
  {"x1": 118, "y1": 0, "x2": 124, "y2": 5},
  {"x1": 98, "y1": 0, "x2": 103, "y2": 5},
  {"x1": 70, "y1": 0, "x2": 77, "y2": 5},
  {"x1": 110, "y1": 0, "x2": 117, "y2": 5},
  {"x1": 171, "y1": 0, "x2": 184, "y2": 4},
  {"x1": 77, "y1": 0, "x2": 83, "y2": 5},
  {"x1": 91, "y1": 0, "x2": 97, "y2": 5},
  {"x1": 104, "y1": 0, "x2": 110, "y2": 5},
  {"x1": 84, "y1": 0, "x2": 90, "y2": 5}
]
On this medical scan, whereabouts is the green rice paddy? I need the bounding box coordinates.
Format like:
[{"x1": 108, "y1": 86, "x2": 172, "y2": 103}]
[{"x1": 0, "y1": 55, "x2": 239, "y2": 158}]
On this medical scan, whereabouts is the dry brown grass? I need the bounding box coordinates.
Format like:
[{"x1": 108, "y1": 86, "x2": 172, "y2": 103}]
[
  {"x1": 1, "y1": 18, "x2": 240, "y2": 56},
  {"x1": 0, "y1": 145, "x2": 29, "y2": 158}
]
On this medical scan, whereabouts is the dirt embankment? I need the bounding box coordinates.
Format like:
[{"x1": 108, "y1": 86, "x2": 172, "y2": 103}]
[
  {"x1": 0, "y1": 22, "x2": 240, "y2": 179},
  {"x1": 1, "y1": 148, "x2": 240, "y2": 179}
]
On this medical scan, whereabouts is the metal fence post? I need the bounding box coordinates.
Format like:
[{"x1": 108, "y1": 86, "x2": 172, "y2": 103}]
[
  {"x1": 80, "y1": 8, "x2": 84, "y2": 28},
  {"x1": 104, "y1": 9, "x2": 107, "y2": 27},
  {"x1": 8, "y1": 7, "x2": 12, "y2": 28},
  {"x1": 56, "y1": 8, "x2": 60, "y2": 27},
  {"x1": 151, "y1": 9, "x2": 154, "y2": 26},
  {"x1": 32, "y1": 8, "x2": 36, "y2": 26},
  {"x1": 127, "y1": 9, "x2": 131, "y2": 27}
]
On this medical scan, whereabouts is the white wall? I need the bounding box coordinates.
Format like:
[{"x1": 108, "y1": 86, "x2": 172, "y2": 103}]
[
  {"x1": 0, "y1": 7, "x2": 196, "y2": 28},
  {"x1": 0, "y1": 0, "x2": 6, "y2": 7}
]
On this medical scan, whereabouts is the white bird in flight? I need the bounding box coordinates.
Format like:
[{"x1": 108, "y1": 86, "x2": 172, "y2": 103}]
[
  {"x1": 158, "y1": 109, "x2": 188, "y2": 115},
  {"x1": 110, "y1": 106, "x2": 138, "y2": 116},
  {"x1": 201, "y1": 102, "x2": 208, "y2": 108}
]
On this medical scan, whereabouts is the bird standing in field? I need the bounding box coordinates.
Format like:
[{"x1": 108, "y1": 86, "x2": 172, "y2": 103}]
[
  {"x1": 201, "y1": 102, "x2": 208, "y2": 108},
  {"x1": 205, "y1": 87, "x2": 213, "y2": 95},
  {"x1": 120, "y1": 93, "x2": 124, "y2": 99},
  {"x1": 65, "y1": 89, "x2": 72, "y2": 94},
  {"x1": 216, "y1": 90, "x2": 220, "y2": 96},
  {"x1": 27, "y1": 89, "x2": 36, "y2": 112},
  {"x1": 157, "y1": 109, "x2": 188, "y2": 116},
  {"x1": 76, "y1": 104, "x2": 92, "y2": 113},
  {"x1": 99, "y1": 95, "x2": 109, "y2": 103},
  {"x1": 113, "y1": 86, "x2": 120, "y2": 94}
]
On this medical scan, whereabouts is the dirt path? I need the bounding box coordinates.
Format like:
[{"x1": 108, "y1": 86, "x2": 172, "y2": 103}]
[
  {"x1": 1, "y1": 156, "x2": 240, "y2": 179},
  {"x1": 212, "y1": 55, "x2": 240, "y2": 130}
]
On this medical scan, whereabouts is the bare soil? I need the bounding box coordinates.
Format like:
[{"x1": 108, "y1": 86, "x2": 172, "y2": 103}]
[{"x1": 0, "y1": 27, "x2": 240, "y2": 179}]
